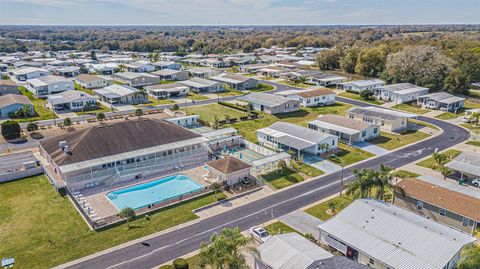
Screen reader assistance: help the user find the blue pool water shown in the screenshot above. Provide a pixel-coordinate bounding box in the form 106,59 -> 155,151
107,174 -> 204,210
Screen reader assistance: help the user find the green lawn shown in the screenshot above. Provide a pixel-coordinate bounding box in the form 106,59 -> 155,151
370,130 -> 430,150
74,83 -> 95,95
183,103 -> 247,124
159,80 -> 177,84
136,96 -> 176,107
75,104 -> 111,116
187,92 -> 210,101
392,103 -> 430,114
466,140 -> 480,147
277,102 -> 354,127
277,80 -> 311,89
249,83 -> 275,92
0,175 -> 225,269
416,149 -> 462,169
292,161 -> 324,177
328,143 -> 374,166
461,123 -> 480,134
409,119 -> 439,130
260,168 -> 304,189
391,170 -> 421,178
217,89 -> 244,97
265,221 -> 298,235
305,196 -> 353,221
16,86 -> 57,122
338,91 -> 383,105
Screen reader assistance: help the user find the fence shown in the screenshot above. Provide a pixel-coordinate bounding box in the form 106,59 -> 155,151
0,167 -> 44,183
240,138 -> 277,156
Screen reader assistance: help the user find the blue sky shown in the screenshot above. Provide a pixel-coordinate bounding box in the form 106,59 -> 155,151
0,0 -> 479,25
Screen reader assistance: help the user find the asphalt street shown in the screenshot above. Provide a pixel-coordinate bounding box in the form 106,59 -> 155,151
65,81 -> 470,269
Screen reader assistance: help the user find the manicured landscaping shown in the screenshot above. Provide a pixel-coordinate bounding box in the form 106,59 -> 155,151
278,102 -> 354,127
217,89 -> 244,97
409,119 -> 439,130
16,86 -> 57,122
75,103 -> 111,116
136,96 -> 176,107
466,140 -> 480,147
392,103 -> 430,114
183,103 -> 247,124
338,91 -> 383,105
461,123 -> 480,134
249,83 -> 275,92
328,143 -> 374,166
305,196 -> 353,221
187,92 -> 210,101
435,100 -> 480,120
74,83 -> 95,95
265,221 -> 298,235
391,170 -> 421,178
277,79 -> 311,89
416,149 -> 462,169
370,130 -> 430,150
260,168 -> 304,189
292,160 -> 324,177
0,175 -> 225,268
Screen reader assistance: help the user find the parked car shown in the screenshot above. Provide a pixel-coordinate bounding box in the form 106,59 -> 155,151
472,178 -> 480,187
250,226 -> 271,243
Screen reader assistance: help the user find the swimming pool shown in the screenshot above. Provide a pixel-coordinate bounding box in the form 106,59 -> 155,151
106,174 -> 204,210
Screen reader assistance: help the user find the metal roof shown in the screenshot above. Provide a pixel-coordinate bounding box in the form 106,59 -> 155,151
347,106 -> 416,121
240,92 -> 297,107
318,199 -> 476,269
94,84 -> 138,98
179,77 -> 219,88
445,152 -> 480,177
252,152 -> 290,167
47,90 -> 95,105
417,175 -> 480,200
339,79 -> 385,87
258,233 -> 333,269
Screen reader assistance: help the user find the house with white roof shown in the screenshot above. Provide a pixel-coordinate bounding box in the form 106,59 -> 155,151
337,79 -> 385,93
10,67 -> 51,81
186,67 -> 221,78
179,77 -> 224,93
257,122 -> 338,157
86,63 -> 119,75
254,233 -> 369,269
417,92 -> 465,112
47,90 -> 97,112
54,66 -> 80,77
210,73 -> 258,90
347,106 -> 415,132
307,73 -> 347,87
240,92 -> 301,114
93,84 -> 147,104
276,87 -> 336,107
318,199 -> 476,269
445,152 -> 480,182
125,60 -> 155,73
308,115 -> 380,144
374,83 -> 429,103
151,61 -> 182,71
152,69 -> 189,81
113,72 -> 160,87
257,66 -> 286,78
26,75 -> 74,97
74,74 -> 112,89
144,83 -> 189,99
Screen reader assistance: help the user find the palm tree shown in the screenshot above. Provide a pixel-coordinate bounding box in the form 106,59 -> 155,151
373,164 -> 405,202
468,111 -> 480,127
297,76 -> 307,88
439,165 -> 453,180
432,152 -> 447,168
345,168 -> 375,199
199,227 -> 255,269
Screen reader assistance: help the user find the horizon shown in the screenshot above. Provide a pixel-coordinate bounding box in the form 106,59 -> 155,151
1,0 -> 479,25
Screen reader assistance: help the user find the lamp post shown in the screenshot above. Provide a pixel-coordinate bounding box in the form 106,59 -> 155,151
331,154 -> 344,197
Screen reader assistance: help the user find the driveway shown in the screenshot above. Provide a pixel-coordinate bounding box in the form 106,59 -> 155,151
353,141 -> 390,156
278,210 -> 323,239
303,154 -> 342,174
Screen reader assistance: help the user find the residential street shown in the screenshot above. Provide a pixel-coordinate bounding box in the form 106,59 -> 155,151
62,82 -> 470,269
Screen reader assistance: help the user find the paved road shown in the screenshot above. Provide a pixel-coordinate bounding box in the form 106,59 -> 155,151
65,82 -> 470,269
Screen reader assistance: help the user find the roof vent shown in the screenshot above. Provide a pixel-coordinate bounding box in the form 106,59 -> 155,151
63,145 -> 71,155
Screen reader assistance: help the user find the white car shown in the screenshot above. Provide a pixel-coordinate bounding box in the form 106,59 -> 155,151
472,179 -> 480,187
250,226 -> 271,243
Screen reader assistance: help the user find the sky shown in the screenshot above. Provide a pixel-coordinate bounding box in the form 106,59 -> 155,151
0,0 -> 479,25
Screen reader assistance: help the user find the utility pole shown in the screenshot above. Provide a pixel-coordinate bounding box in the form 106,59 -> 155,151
332,154 -> 344,197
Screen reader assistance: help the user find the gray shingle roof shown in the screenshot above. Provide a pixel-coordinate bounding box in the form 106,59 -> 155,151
240,92 -> 295,107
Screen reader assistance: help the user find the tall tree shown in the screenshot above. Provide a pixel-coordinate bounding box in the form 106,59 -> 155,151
316,49 -> 341,70
355,45 -> 388,77
340,47 -> 360,74
345,168 -> 375,199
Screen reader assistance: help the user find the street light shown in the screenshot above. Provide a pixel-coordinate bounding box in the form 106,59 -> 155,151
331,154 -> 344,197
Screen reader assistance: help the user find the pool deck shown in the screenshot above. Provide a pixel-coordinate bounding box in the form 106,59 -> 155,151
83,166 -> 214,219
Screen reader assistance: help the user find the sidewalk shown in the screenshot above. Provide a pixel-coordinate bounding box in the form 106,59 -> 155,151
195,186 -> 274,219
278,210 -> 323,239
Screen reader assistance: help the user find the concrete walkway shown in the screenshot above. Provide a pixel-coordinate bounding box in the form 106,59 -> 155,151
303,154 -> 342,174
194,186 -> 274,219
353,141 -> 390,156
423,110 -> 445,118
381,101 -> 397,108
278,210 -> 323,239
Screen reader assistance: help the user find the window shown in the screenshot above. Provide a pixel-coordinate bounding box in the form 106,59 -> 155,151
369,258 -> 374,265
416,201 -> 423,210
462,217 -> 470,227
439,208 -> 446,216
332,140 -> 335,146
373,127 -> 378,134
362,130 -> 367,137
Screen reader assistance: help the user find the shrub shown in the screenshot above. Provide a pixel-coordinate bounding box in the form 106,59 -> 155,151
359,89 -> 374,100
135,108 -> 143,116
172,258 -> 188,269
172,104 -> 180,111
218,101 -> 248,112
63,117 -> 72,126
1,120 -> 21,139
26,122 -> 39,133
96,112 -> 106,121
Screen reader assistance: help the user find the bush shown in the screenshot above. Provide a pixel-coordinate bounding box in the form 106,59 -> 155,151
63,117 -> 72,126
171,104 -> 180,111
359,89 -> 374,100
172,258 -> 188,269
1,120 -> 21,139
218,101 -> 247,112
135,108 -> 143,116
96,112 -> 106,121
26,122 -> 39,133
